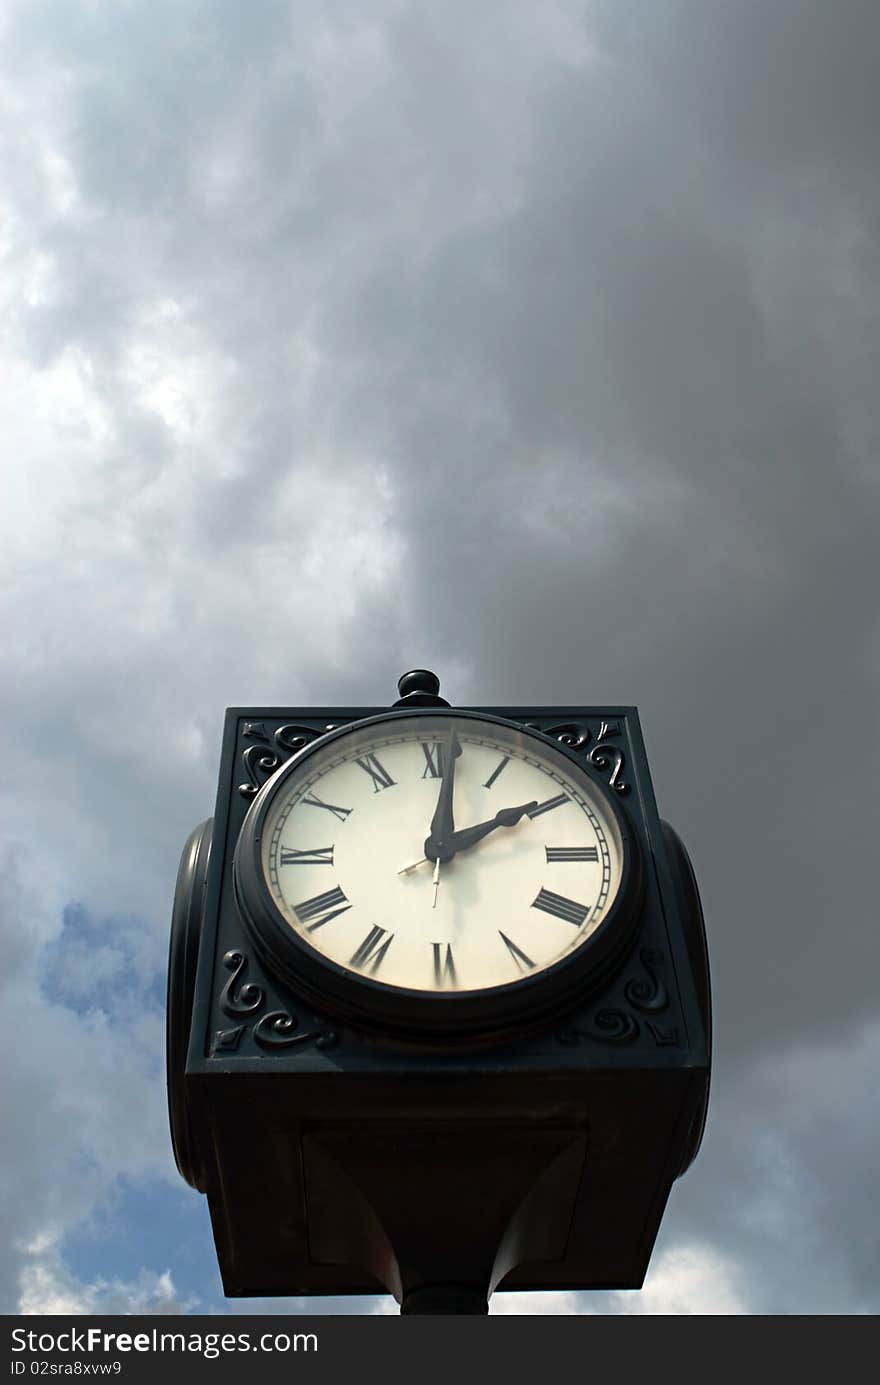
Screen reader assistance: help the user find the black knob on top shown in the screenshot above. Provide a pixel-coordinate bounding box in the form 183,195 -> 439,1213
393,669 -> 451,708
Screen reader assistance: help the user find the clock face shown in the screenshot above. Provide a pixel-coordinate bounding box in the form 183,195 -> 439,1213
234,712 -> 640,1029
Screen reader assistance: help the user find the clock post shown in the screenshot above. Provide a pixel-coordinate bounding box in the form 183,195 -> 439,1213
167,671 -> 711,1313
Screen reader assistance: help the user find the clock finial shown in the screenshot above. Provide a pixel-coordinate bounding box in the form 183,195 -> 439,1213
393,669 -> 450,707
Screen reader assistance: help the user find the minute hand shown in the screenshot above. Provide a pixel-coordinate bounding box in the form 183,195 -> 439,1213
445,802 -> 539,855
424,730 -> 463,861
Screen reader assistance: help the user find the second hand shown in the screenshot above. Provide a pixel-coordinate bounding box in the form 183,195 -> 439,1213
398,857 -> 429,875
432,858 -> 440,909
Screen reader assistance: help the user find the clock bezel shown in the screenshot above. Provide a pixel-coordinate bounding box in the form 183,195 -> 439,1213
232,708 -> 644,1040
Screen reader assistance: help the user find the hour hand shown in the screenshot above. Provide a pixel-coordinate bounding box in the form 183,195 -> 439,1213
425,730 -> 462,860
446,801 -> 539,854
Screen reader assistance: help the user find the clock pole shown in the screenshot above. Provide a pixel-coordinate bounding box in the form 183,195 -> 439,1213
400,1286 -> 488,1315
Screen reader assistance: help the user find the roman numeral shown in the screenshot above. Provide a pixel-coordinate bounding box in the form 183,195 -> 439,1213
293,886 -> 351,931
527,793 -> 569,818
432,942 -> 457,987
499,931 -> 535,973
301,792 -> 352,822
421,742 -> 444,778
350,925 -> 393,972
532,887 -> 589,927
280,846 -> 334,866
355,754 -> 396,792
545,846 -> 599,862
483,756 -> 510,789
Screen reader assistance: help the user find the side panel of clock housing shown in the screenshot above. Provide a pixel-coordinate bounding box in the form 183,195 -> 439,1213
180,703 -> 710,1298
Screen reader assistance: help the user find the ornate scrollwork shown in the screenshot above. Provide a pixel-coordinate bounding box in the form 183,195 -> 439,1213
238,722 -> 342,799
589,742 -> 629,794
522,717 -> 629,792
556,948 -> 674,1049
219,950 -> 264,1017
624,947 -> 669,1013
536,722 -> 592,750
557,1008 -> 640,1046
254,1010 -> 339,1050
238,744 -> 282,799
213,949 -> 340,1054
274,723 -> 326,755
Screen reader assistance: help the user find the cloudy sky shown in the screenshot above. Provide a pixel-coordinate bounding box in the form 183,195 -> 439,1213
2,0 -> 878,1316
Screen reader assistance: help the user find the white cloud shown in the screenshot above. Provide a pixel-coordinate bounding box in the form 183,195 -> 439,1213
491,1243 -> 747,1315
491,1289 -> 585,1316
19,1245 -> 192,1315
606,1244 -> 747,1315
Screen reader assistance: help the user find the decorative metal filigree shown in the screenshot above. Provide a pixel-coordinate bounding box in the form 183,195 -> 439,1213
557,1008 -> 640,1046
238,721 -> 341,798
624,947 -> 668,1013
238,744 -> 282,798
219,950 -> 264,1017
534,722 -> 593,750
214,948 -> 339,1055
254,1010 -> 339,1051
522,717 -> 629,793
589,742 -> 629,794
275,723 -> 337,755
555,943 -> 676,1047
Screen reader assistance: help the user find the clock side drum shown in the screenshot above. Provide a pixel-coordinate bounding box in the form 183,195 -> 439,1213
167,816 -> 212,1192
661,819 -> 712,1174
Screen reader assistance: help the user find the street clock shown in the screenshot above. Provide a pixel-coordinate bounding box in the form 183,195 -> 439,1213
168,671 -> 711,1314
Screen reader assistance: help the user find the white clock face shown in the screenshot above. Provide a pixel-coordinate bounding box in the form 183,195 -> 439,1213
258,715 -> 626,995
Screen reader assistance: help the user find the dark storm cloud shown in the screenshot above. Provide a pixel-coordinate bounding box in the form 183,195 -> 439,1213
314,0 -> 880,1046
1,0 -> 878,1311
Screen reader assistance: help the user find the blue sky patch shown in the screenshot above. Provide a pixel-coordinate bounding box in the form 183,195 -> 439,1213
41,902 -> 166,1022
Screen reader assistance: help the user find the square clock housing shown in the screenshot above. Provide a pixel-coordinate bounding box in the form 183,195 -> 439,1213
167,686 -> 710,1312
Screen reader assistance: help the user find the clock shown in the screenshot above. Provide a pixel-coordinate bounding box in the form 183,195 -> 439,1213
233,708 -> 644,1039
